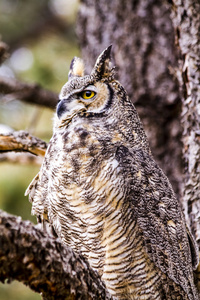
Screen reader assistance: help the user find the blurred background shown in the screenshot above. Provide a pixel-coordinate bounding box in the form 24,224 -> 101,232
0,0 -> 79,298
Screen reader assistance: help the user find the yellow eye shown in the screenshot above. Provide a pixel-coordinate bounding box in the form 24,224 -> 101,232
81,90 -> 95,99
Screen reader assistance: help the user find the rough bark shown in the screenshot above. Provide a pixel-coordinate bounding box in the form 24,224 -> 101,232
77,0 -> 182,198
0,210 -> 112,300
170,0 -> 200,244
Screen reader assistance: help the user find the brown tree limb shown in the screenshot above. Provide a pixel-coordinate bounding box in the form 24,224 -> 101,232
170,0 -> 200,245
0,210 -> 112,300
0,76 -> 58,109
0,131 -> 47,157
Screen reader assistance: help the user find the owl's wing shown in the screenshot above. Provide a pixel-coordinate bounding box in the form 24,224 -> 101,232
26,167 -> 58,239
25,169 -> 48,222
116,145 -> 199,298
25,138 -> 55,224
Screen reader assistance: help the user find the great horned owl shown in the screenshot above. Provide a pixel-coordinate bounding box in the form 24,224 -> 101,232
26,46 -> 199,299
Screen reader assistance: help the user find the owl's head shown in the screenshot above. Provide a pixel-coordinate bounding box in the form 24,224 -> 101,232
55,46 -> 129,128
54,47 -> 149,151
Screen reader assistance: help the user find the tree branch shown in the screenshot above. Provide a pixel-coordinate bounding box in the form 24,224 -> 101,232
0,131 -> 47,157
0,210 -> 112,300
0,76 -> 58,109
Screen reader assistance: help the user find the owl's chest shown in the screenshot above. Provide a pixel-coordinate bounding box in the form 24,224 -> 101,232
52,122 -> 113,181
48,123 -> 123,245
49,126 -> 122,219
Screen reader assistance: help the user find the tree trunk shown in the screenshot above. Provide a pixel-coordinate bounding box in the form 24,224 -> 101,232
77,0 -> 183,199
170,0 -> 200,244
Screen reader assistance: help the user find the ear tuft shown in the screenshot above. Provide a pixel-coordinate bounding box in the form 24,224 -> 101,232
68,57 -> 85,79
91,45 -> 114,80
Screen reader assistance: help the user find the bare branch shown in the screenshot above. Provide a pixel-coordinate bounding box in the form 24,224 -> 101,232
0,76 -> 58,109
0,210 -> 112,300
0,131 -> 47,157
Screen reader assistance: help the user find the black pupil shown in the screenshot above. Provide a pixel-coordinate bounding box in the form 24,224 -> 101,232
85,91 -> 92,97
